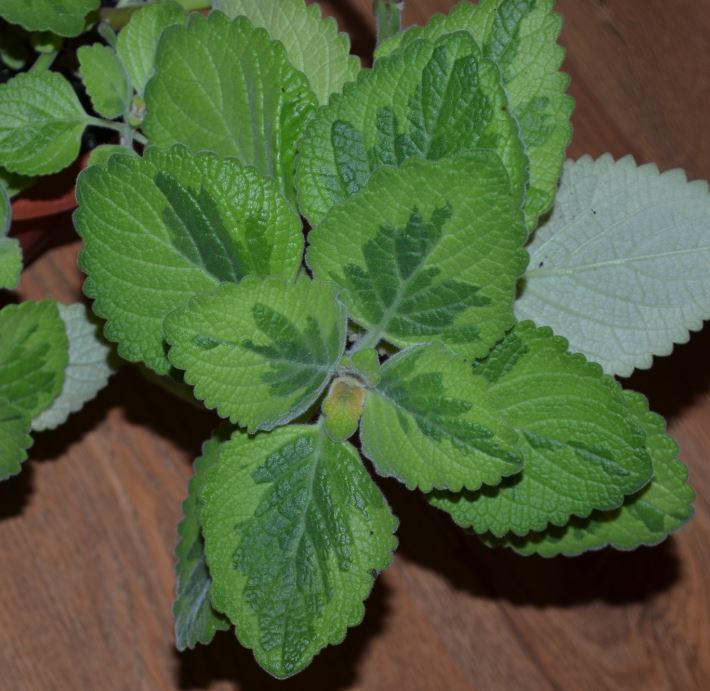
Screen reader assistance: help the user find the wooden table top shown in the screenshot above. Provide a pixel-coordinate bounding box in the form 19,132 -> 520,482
2,1 -> 709,689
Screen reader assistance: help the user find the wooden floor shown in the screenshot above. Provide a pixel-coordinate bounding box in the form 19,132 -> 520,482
2,1 -> 710,689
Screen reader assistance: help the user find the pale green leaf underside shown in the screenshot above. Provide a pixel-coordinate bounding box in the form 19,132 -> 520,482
361,344 -> 521,492
0,0 -> 98,36
202,424 -> 398,678
307,155 -> 527,359
376,0 -> 573,229
174,431 -> 230,651
494,390 -> 694,556
78,44 -> 131,120
214,0 -> 360,105
296,30 -> 527,225
76,145 -> 303,375
0,300 -> 68,419
430,322 -> 653,536
0,71 -> 89,176
0,396 -> 32,482
0,182 -> 21,290
116,0 -> 186,95
517,155 -> 710,377
0,167 -> 34,197
32,304 -> 115,432
164,277 -> 347,433
143,12 -> 317,204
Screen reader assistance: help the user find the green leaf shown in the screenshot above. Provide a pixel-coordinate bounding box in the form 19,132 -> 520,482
0,0 -> 98,37
429,322 -> 653,536
0,181 -> 21,290
296,30 -> 527,226
174,431 -> 230,651
376,0 -> 573,229
116,0 -> 186,96
0,167 -> 34,197
32,304 -> 115,432
143,12 -> 317,204
361,344 -> 521,492
0,71 -> 89,176
0,397 -> 33,482
307,155 -> 527,358
213,0 -> 360,105
76,145 -> 303,375
493,390 -> 695,556
516,155 -> 710,377
164,277 -> 347,433
87,144 -> 135,168
0,300 -> 68,419
202,424 -> 398,678
78,44 -> 131,120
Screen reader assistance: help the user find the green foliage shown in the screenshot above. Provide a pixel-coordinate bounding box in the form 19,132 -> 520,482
164,278 -> 347,433
78,44 -> 132,120
376,0 -> 573,229
0,398 -> 33,481
430,323 -> 653,536
296,30 -> 527,225
307,155 -> 527,358
76,145 -> 302,374
174,431 -> 230,650
0,300 -> 68,420
361,344 -> 521,491
0,71 -> 89,175
516,155 -> 710,376
201,424 -> 397,678
116,1 -> 186,96
143,12 -> 317,204
0,0 -> 99,37
214,0 -> 360,105
32,304 -> 115,432
492,391 -> 695,556
0,182 -> 21,290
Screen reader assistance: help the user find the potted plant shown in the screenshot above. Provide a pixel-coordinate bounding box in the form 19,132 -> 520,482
0,0 -> 707,681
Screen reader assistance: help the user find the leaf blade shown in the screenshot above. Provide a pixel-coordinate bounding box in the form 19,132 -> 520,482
164,278 -> 347,432
202,424 -> 398,678
78,44 -> 132,120
0,397 -> 33,482
0,0 -> 99,37
516,155 -> 710,376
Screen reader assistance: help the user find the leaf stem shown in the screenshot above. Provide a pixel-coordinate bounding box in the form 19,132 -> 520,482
87,117 -> 148,146
349,329 -> 382,355
373,0 -> 404,46
30,50 -> 58,73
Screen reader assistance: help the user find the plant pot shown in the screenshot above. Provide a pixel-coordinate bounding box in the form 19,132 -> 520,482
9,154 -> 88,264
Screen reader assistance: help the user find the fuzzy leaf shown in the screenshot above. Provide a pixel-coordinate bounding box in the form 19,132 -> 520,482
202,424 -> 398,678
78,44 -> 131,119
76,145 -> 302,375
493,390 -> 695,556
0,182 -> 21,290
0,0 -> 98,37
296,30 -> 527,225
174,431 -> 230,651
143,12 -> 317,204
0,397 -> 33,482
516,155 -> 710,377
116,0 -> 186,95
214,0 -> 359,105
0,71 -> 89,176
164,278 -> 347,433
307,155 -> 527,359
361,344 -> 521,492
32,304 -> 115,432
429,322 -> 653,536
376,0 -> 573,229
0,300 -> 68,419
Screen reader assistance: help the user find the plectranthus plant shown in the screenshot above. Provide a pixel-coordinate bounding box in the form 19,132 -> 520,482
1,0 -> 707,681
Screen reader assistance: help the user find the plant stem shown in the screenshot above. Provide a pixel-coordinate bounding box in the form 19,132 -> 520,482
87,117 -> 148,146
100,1 -> 211,30
373,0 -> 404,46
30,50 -> 57,73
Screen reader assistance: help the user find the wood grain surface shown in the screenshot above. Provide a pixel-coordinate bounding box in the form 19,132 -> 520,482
2,2 -> 710,689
